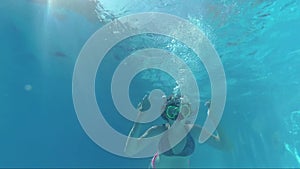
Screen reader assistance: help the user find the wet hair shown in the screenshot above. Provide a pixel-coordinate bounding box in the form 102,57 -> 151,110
161,94 -> 182,121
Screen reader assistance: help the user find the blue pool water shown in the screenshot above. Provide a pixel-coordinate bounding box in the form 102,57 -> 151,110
0,0 -> 300,168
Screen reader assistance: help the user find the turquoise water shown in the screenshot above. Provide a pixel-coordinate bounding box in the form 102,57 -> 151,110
0,0 -> 300,168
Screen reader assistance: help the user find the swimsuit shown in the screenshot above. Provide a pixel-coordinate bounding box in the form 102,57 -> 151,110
159,132 -> 195,156
150,133 -> 195,168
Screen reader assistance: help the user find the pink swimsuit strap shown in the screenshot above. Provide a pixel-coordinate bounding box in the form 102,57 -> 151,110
151,152 -> 159,169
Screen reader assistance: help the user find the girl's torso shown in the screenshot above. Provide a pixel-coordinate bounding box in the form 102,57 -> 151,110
151,124 -> 195,168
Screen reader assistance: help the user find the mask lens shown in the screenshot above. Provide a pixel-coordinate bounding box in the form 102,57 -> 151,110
180,104 -> 191,117
166,106 -> 179,120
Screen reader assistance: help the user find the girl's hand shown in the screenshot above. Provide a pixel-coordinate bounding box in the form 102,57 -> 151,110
205,100 -> 211,108
137,94 -> 151,112
136,94 -> 152,121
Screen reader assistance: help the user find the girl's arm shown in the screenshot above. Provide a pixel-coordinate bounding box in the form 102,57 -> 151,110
124,95 -> 166,156
124,115 -> 166,156
189,100 -> 233,151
